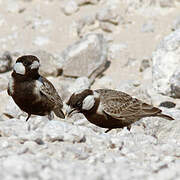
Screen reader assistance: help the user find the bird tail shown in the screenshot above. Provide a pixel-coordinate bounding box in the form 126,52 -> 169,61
142,103 -> 174,121
53,107 -> 65,119
156,113 -> 174,121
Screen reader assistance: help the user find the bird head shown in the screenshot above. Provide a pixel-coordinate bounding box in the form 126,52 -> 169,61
66,89 -> 99,117
13,55 -> 40,78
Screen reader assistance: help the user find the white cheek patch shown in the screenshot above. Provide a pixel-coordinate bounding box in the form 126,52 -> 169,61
30,61 -> 40,69
82,95 -> 95,110
13,62 -> 25,75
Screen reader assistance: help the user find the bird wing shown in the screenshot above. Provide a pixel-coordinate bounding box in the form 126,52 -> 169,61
95,89 -> 160,119
39,76 -> 63,108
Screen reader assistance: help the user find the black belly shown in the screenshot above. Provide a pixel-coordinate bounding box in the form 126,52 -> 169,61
13,95 -> 53,116
84,113 -> 134,129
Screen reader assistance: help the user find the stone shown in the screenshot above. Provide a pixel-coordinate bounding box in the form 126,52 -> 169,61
96,7 -> 119,25
61,34 -> 108,83
156,109 -> 180,142
0,51 -> 12,73
152,29 -> 180,96
42,120 -> 85,143
4,98 -> 23,119
139,58 -> 151,72
170,69 -> 180,98
99,21 -> 115,32
61,0 -> 79,15
74,15 -> 97,37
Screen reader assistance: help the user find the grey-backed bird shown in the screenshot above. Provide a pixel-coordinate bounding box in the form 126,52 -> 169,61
66,89 -> 174,132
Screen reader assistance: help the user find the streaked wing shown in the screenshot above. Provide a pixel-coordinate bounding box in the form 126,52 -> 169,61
96,89 -> 143,118
39,77 -> 63,108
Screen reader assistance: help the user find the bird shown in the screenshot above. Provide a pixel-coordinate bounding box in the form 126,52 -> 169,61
7,55 -> 65,122
66,89 -> 174,133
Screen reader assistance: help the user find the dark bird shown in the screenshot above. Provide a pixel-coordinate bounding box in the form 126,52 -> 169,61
66,89 -> 174,133
7,55 -> 65,121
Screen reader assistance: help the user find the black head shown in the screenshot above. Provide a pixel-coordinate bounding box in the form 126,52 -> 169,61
66,89 -> 96,116
13,55 -> 40,79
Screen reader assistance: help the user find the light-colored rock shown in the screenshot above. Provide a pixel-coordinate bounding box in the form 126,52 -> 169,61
156,109 -> 180,142
75,15 -> 98,37
61,33 -> 108,83
99,21 -> 115,32
68,76 -> 90,94
4,98 -> 23,119
0,51 -> 12,73
61,0 -> 79,15
96,7 -> 119,25
139,58 -> 151,72
152,29 -> 180,96
43,120 -> 85,143
170,69 -> 180,98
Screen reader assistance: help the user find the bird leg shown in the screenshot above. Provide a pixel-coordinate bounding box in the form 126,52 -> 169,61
48,112 -> 54,120
127,125 -> 131,131
26,114 -> 31,122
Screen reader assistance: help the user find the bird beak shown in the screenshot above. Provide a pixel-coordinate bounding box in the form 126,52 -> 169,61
30,61 -> 40,69
65,106 -> 79,117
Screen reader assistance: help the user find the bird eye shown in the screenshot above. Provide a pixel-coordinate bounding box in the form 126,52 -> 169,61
23,61 -> 30,66
76,101 -> 82,108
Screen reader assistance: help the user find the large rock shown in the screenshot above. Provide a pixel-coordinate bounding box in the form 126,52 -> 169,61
61,34 -> 108,83
152,29 -> 180,96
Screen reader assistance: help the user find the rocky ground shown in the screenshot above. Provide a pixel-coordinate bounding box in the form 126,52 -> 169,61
0,0 -> 180,179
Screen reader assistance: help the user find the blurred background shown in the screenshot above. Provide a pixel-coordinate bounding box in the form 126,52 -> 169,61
0,0 -> 180,179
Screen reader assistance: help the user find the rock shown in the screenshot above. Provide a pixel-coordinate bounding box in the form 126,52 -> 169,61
61,34 -> 108,83
172,15 -> 180,31
43,120 -> 85,143
170,69 -> 180,98
68,76 -> 90,93
159,101 -> 176,108
76,0 -> 100,6
4,98 -> 23,119
139,58 -> 151,72
152,29 -> 180,96
108,43 -> 128,60
0,51 -> 12,73
96,7 -> 119,25
61,0 -> 79,15
74,15 -> 98,37
32,50 -> 62,77
156,109 -> 180,142
99,22 -> 115,32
